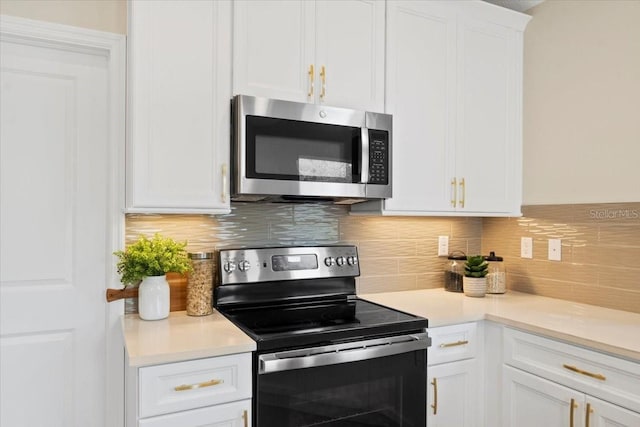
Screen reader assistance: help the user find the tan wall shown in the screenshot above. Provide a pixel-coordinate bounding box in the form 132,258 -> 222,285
0,0 -> 126,34
523,0 -> 640,204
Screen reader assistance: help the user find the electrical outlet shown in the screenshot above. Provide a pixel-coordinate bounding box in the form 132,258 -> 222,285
438,236 -> 449,256
521,237 -> 533,259
548,239 -> 562,261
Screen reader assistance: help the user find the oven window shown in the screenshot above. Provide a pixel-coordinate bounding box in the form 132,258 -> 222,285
256,350 -> 426,427
246,116 -> 361,183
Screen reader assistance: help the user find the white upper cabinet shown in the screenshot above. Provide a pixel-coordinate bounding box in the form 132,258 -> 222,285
126,0 -> 232,214
233,0 -> 385,112
352,1 -> 530,217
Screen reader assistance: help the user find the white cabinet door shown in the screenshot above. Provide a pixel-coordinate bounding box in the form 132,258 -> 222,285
586,396 -> 640,427
381,0 -> 456,214
428,359 -> 479,427
503,366 -> 585,427
352,1 -> 528,217
316,0 -> 384,111
455,17 -> 522,214
232,0 -> 384,111
139,399 -> 251,427
233,0 -> 314,103
127,0 -> 231,214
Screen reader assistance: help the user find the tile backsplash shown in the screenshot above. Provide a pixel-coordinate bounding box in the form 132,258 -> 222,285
124,202 -> 640,314
125,202 -> 481,312
483,203 -> 640,314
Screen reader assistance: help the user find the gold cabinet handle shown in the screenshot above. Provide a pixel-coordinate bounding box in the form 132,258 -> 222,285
459,177 -> 465,208
563,364 -> 606,381
308,64 -> 314,98
430,377 -> 438,415
439,340 -> 469,348
174,378 -> 223,392
451,177 -> 457,207
221,163 -> 228,203
320,65 -> 326,102
585,403 -> 593,427
569,398 -> 577,427
242,409 -> 249,427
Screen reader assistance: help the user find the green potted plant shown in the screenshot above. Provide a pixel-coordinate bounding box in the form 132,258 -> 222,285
463,255 -> 488,297
114,233 -> 192,320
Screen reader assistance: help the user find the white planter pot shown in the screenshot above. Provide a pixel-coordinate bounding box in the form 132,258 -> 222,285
138,275 -> 170,320
463,277 -> 487,298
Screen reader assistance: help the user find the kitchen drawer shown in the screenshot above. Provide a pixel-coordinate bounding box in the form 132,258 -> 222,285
428,322 -> 478,366
504,328 -> 640,412
139,352 -> 252,418
139,399 -> 251,427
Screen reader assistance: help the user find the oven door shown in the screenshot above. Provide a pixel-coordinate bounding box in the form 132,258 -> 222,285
256,333 -> 429,427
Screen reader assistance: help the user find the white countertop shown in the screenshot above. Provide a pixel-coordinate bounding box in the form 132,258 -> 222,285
362,289 -> 640,361
122,310 -> 256,367
122,289 -> 640,367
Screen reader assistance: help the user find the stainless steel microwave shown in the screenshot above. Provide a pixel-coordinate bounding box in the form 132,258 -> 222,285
231,95 -> 392,204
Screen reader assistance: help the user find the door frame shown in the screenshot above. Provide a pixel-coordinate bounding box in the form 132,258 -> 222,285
0,15 -> 126,426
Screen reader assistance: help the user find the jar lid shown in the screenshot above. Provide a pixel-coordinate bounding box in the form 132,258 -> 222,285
447,251 -> 467,261
188,252 -> 214,260
484,251 -> 503,262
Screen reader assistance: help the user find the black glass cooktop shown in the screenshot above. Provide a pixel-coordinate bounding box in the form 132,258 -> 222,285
219,297 -> 428,352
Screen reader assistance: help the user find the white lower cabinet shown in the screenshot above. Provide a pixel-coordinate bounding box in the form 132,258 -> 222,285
502,327 -> 640,427
427,322 -> 481,427
127,353 -> 252,427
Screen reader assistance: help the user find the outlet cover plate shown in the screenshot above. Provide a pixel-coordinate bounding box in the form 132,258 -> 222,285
521,237 -> 533,259
548,239 -> 562,261
438,236 -> 449,256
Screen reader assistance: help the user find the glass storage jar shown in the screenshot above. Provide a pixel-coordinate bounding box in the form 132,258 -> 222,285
485,251 -> 506,294
444,252 -> 466,292
187,252 -> 214,316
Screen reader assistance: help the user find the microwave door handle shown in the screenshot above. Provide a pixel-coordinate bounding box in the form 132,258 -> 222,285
361,128 -> 369,184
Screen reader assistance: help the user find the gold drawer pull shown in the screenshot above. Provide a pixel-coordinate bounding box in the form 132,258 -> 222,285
242,409 -> 249,427
439,340 -> 469,348
586,403 -> 593,427
430,378 -> 438,415
174,378 -> 223,392
563,364 -> 606,381
569,398 -> 577,427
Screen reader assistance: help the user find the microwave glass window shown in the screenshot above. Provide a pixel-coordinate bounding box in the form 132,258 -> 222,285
247,116 -> 361,183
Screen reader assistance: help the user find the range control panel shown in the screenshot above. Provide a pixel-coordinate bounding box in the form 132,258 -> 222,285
219,245 -> 360,285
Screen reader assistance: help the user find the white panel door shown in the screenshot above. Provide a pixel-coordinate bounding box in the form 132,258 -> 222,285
233,0 -> 315,103
456,17 -> 519,214
428,359 -> 479,427
127,0 -> 231,213
0,19 -> 123,427
383,1 -> 456,213
586,396 -> 640,427
316,0 -> 384,112
503,366 -> 585,427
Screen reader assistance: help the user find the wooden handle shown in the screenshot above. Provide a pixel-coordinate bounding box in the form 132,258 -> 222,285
106,287 -> 138,302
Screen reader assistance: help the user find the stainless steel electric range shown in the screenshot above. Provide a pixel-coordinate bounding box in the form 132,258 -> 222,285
215,245 -> 430,427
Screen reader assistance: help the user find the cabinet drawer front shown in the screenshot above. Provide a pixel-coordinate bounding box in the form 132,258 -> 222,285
504,328 -> 640,412
139,399 -> 251,427
139,353 -> 252,418
428,322 -> 478,365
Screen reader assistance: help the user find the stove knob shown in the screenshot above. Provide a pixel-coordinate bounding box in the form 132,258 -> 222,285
347,256 -> 358,266
336,256 -> 346,267
223,261 -> 236,273
324,257 -> 335,267
238,260 -> 251,272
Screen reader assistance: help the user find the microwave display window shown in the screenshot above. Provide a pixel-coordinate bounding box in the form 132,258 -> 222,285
246,116 -> 360,183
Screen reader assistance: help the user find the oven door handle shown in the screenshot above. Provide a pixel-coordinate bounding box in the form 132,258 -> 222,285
258,332 -> 430,374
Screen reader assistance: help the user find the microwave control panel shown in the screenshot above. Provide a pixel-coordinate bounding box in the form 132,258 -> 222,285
369,130 -> 389,185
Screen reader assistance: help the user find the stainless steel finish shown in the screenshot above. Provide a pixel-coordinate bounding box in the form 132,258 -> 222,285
188,252 -> 214,260
360,127 -> 369,184
219,246 -> 360,285
232,94 -> 392,202
258,332 -> 430,374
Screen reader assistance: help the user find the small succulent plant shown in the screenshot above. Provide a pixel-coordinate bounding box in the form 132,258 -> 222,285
464,255 -> 489,278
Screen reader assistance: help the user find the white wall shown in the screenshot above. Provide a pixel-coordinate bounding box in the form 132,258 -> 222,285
0,0 -> 126,34
523,0 -> 640,204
